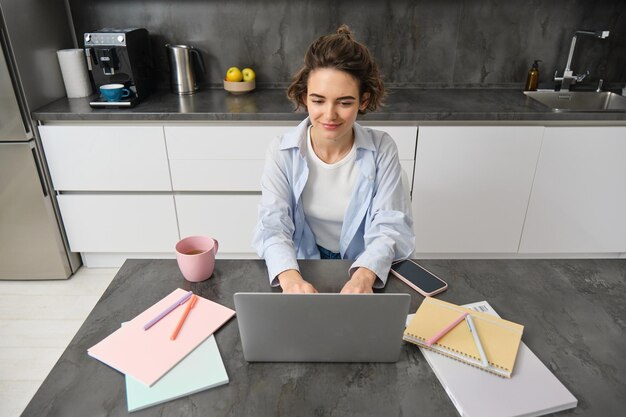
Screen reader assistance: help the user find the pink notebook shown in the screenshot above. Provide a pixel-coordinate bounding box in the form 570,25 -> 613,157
88,288 -> 235,386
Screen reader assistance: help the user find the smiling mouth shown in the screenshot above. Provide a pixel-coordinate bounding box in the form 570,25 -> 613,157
321,123 -> 341,130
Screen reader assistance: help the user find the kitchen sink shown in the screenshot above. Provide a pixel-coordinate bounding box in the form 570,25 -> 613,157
524,91 -> 626,112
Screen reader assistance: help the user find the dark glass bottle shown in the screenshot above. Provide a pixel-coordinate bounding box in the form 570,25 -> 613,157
524,60 -> 541,91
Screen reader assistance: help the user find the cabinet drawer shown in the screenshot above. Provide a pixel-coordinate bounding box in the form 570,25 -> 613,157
166,125 -> 416,191
165,126 -> 291,191
40,126 -> 170,191
165,126 -> 291,159
176,194 -> 260,255
58,194 -> 179,252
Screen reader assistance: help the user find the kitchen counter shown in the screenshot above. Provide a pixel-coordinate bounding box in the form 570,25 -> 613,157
33,88 -> 626,122
20,258 -> 626,417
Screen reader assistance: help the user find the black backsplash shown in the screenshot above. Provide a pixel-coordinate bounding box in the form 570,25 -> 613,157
69,0 -> 626,90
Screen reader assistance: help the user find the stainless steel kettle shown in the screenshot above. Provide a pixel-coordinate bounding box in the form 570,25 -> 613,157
165,44 -> 205,94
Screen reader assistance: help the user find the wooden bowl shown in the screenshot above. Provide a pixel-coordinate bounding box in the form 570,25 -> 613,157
223,79 -> 255,94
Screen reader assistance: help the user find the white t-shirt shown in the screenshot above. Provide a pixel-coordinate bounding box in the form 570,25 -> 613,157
301,126 -> 359,253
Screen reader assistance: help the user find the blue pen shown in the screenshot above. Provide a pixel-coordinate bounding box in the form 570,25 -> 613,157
143,291 -> 193,330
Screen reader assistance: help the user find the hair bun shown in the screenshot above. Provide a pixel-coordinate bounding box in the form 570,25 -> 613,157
336,24 -> 353,38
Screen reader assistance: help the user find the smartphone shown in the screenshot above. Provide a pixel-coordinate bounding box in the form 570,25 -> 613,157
390,260 -> 448,297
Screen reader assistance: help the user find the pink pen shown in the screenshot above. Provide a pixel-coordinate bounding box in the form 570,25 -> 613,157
425,311 -> 468,347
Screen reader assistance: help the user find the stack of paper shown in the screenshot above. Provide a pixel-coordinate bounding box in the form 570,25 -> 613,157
404,297 -> 523,377
88,288 -> 235,411
125,334 -> 228,412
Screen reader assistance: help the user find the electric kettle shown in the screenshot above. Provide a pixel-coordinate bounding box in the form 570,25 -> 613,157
165,44 -> 205,94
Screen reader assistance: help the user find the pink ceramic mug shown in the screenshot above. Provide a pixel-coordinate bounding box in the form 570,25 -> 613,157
175,236 -> 219,282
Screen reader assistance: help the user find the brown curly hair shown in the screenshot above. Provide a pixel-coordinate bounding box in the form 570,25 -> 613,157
287,25 -> 385,114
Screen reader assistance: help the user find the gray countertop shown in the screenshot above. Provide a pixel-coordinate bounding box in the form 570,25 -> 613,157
20,258 -> 626,417
33,88 -> 626,122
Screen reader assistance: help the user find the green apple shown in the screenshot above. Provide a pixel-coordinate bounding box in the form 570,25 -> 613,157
242,67 -> 256,82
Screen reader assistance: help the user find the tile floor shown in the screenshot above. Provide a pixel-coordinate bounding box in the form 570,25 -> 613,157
0,267 -> 118,417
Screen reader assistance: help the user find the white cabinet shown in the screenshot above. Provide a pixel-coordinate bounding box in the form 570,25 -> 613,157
40,125 -> 178,265
40,121 -> 625,263
165,126 -> 291,191
165,126 -> 288,257
519,127 -> 626,253
412,126 -> 543,253
175,194 -> 261,256
58,194 -> 179,252
40,125 -> 170,191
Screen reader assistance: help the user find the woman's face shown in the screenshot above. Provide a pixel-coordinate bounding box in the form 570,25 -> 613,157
305,68 -> 368,145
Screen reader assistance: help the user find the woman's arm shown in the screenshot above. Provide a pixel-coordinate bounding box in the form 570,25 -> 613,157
252,137 -> 319,293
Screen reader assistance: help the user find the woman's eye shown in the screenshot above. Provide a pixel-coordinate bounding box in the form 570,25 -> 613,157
340,101 -> 354,106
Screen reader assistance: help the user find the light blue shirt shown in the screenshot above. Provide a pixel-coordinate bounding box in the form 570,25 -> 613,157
252,117 -> 415,287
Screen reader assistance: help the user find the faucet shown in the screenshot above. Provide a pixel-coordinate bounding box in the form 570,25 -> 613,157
554,30 -> 609,91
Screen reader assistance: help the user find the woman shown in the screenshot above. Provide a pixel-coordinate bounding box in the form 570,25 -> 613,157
252,25 -> 415,294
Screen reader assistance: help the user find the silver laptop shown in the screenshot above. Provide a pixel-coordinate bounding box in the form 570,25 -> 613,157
234,293 -> 411,362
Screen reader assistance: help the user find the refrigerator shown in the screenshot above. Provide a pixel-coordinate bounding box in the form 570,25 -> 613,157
0,0 -> 81,279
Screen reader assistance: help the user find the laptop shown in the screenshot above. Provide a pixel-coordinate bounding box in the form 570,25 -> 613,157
234,293 -> 411,362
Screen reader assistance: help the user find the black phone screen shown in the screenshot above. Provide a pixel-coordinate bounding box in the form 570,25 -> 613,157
391,260 -> 446,293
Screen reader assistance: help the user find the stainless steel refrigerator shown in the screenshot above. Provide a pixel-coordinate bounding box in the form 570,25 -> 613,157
0,0 -> 81,279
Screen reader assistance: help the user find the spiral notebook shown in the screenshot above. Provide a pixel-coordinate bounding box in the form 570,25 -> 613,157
404,297 -> 523,377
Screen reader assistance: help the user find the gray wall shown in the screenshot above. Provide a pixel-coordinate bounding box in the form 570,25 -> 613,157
69,0 -> 626,90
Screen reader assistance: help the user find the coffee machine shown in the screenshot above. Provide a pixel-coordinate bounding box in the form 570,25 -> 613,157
84,28 -> 154,108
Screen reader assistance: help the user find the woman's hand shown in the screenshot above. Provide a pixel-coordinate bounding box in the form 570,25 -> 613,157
340,267 -> 377,294
278,269 -> 318,294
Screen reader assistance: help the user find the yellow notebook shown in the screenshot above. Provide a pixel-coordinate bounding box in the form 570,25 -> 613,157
404,297 -> 523,378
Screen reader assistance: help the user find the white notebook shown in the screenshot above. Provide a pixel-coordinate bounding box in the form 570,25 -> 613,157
407,301 -> 577,417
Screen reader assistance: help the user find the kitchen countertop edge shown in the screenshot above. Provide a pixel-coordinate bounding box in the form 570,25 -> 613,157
32,88 -> 626,123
